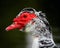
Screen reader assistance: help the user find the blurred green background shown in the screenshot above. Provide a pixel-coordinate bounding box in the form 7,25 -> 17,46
0,0 -> 60,48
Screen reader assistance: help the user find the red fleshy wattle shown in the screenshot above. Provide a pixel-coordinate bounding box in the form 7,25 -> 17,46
6,12 -> 37,31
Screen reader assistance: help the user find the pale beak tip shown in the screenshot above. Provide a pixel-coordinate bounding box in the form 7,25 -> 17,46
5,27 -> 9,31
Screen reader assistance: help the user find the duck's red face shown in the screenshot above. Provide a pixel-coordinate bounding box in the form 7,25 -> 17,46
5,12 -> 37,31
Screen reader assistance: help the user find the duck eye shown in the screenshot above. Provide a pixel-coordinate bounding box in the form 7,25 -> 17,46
23,15 -> 27,18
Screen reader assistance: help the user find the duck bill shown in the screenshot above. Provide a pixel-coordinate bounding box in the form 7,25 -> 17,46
5,23 -> 20,31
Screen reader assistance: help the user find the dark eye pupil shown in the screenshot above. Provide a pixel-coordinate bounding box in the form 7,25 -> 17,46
23,15 -> 27,18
